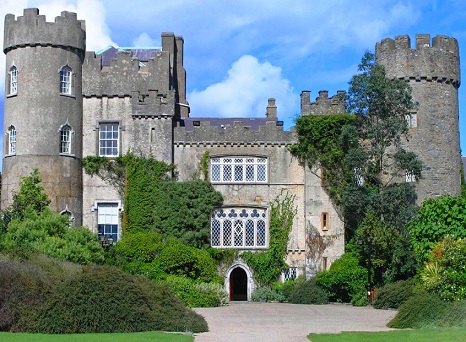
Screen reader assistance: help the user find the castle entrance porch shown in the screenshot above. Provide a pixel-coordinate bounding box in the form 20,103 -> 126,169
225,262 -> 254,301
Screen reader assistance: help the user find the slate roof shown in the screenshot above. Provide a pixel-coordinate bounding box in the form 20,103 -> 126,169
96,46 -> 162,66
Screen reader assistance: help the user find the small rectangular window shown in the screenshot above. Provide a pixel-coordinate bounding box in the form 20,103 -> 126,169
99,123 -> 119,157
406,171 -> 416,183
322,257 -> 328,271
97,203 -> 119,242
321,212 -> 328,231
406,113 -> 417,128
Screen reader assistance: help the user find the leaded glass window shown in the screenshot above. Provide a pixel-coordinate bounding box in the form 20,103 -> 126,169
211,207 -> 267,248
211,157 -> 267,183
9,66 -> 18,95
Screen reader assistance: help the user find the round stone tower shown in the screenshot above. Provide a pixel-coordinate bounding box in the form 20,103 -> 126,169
376,34 -> 461,203
2,8 -> 85,224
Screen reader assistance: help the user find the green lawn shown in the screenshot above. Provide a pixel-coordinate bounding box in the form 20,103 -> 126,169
308,327 -> 466,342
0,331 -> 193,342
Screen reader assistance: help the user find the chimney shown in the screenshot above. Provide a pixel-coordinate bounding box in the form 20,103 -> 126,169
266,98 -> 277,119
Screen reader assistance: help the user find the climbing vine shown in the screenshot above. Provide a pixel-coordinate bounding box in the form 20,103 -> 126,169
242,190 -> 297,286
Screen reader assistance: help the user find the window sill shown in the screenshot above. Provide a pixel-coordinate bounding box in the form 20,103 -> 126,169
4,153 -> 16,158
59,153 -> 76,158
60,93 -> 76,99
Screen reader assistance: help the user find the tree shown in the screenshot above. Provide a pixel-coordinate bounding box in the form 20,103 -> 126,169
409,195 -> 466,262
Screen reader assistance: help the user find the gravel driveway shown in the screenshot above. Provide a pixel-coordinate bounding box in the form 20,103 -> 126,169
194,302 -> 396,342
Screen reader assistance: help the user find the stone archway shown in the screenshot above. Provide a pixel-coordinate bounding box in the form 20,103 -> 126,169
225,262 -> 254,301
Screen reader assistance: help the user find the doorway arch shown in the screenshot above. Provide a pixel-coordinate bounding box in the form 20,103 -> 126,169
225,262 -> 254,301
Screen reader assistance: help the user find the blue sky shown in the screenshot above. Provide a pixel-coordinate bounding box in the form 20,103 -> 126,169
1,0 -> 466,157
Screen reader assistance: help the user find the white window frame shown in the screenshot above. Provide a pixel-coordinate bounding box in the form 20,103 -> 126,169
7,125 -> 16,155
210,156 -> 268,183
59,65 -> 73,95
98,122 -> 120,157
8,65 -> 18,96
92,201 -> 123,242
59,124 -> 73,155
211,207 -> 268,249
405,171 -> 416,183
405,113 -> 417,128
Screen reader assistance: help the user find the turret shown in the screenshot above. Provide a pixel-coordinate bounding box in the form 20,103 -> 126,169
2,8 -> 85,224
376,34 -> 461,202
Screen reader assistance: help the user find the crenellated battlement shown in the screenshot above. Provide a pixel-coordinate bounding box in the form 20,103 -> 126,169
82,48 -> 172,97
174,120 -> 296,146
131,90 -> 175,117
4,8 -> 85,53
300,90 -> 346,116
376,34 -> 460,86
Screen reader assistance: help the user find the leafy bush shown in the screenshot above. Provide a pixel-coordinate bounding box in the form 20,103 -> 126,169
0,253 -> 82,332
2,209 -> 104,264
272,276 -> 305,301
373,279 -> 416,309
156,239 -> 218,283
17,264 -> 207,333
409,195 -> 466,262
288,278 -> 328,304
251,286 -> 285,302
315,252 -> 367,304
421,237 -> 466,301
388,292 -> 466,329
113,232 -> 165,263
163,275 -> 228,307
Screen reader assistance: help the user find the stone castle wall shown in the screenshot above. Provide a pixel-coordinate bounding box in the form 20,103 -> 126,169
376,34 -> 462,202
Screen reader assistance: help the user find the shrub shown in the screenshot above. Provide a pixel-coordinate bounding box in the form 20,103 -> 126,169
315,252 -> 367,304
17,264 -> 207,333
113,232 -> 164,264
421,237 -> 466,301
373,278 -> 416,309
388,292 -> 466,329
0,253 -> 82,332
162,275 -> 228,307
272,276 -> 305,301
288,278 -> 328,304
251,286 -> 285,302
156,239 -> 218,282
2,209 -> 104,264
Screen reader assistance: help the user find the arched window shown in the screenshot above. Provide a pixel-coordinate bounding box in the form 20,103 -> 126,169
60,124 -> 72,154
59,65 -> 72,95
8,65 -> 18,95
7,125 -> 16,155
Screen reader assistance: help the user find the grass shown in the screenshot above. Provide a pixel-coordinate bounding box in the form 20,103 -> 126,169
308,327 -> 466,342
0,331 -> 194,342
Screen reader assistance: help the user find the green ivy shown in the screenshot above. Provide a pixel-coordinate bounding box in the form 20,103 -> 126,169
242,191 -> 296,286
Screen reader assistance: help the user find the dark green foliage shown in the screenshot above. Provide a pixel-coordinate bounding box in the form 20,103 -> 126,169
151,180 -> 223,249
82,153 -> 223,248
2,209 -> 104,264
18,264 -> 207,334
156,239 -> 218,283
290,114 -> 356,206
162,275 -> 228,307
251,286 -> 285,302
373,279 -> 416,309
0,253 -> 82,332
388,292 -> 466,329
315,252 -> 367,304
288,278 -> 329,304
113,232 -> 165,263
354,212 -> 417,287
421,237 -> 466,301
272,276 -> 305,301
242,191 -> 296,286
409,195 -> 466,262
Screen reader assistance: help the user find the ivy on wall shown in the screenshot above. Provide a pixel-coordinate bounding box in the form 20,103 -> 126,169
242,190 -> 297,286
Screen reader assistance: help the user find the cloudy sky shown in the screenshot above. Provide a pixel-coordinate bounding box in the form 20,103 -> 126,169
1,0 -> 466,154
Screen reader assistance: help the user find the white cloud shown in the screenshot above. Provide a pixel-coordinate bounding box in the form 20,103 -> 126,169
131,32 -> 158,48
188,55 -> 298,120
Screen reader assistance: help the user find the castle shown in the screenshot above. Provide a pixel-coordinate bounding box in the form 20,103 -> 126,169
2,8 -> 461,300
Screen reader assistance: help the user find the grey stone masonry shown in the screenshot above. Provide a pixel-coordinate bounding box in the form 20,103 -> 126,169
300,90 -> 346,116
376,34 -> 462,202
